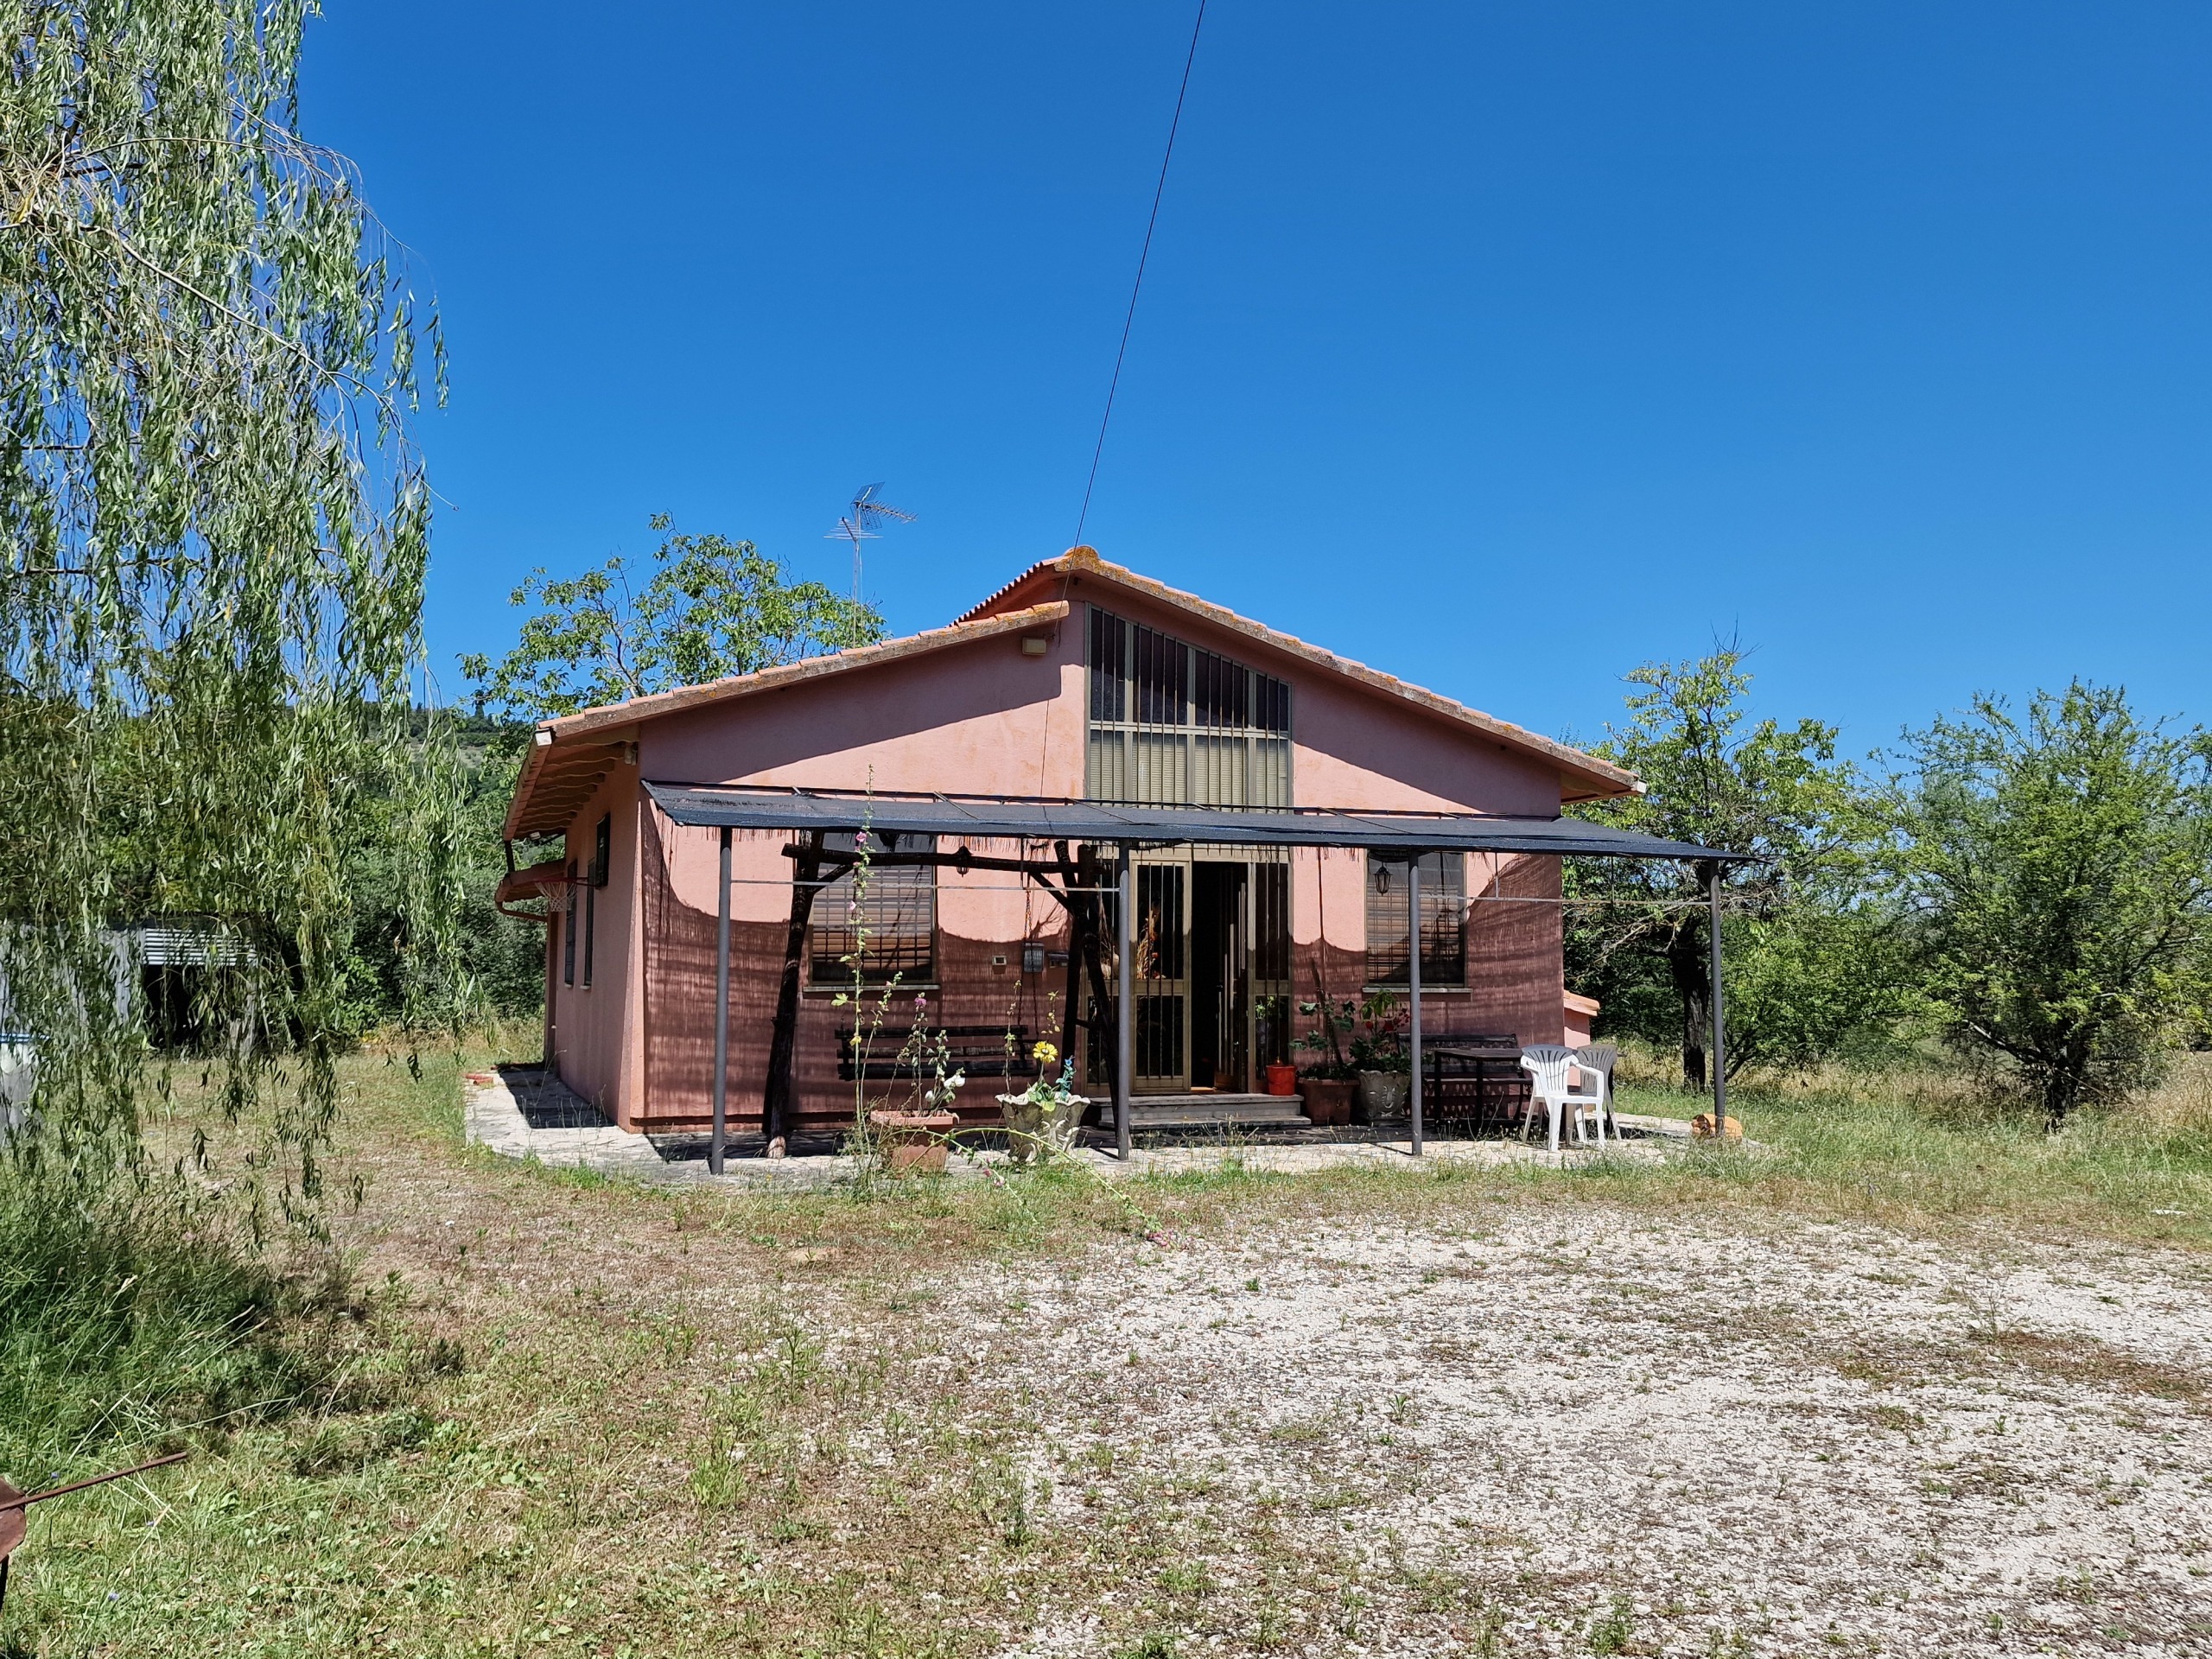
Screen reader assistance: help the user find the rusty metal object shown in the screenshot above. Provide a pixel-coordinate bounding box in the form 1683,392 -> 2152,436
0,1451 -> 188,1612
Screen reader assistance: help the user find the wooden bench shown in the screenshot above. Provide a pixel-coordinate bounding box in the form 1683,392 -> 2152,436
834,1025 -> 1040,1084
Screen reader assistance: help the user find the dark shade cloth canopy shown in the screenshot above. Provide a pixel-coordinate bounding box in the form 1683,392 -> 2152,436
643,782 -> 1750,862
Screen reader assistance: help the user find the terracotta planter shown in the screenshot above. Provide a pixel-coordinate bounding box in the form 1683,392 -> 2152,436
1356,1071 -> 1411,1122
868,1109 -> 958,1174
1263,1063 -> 1299,1096
1299,1077 -> 1355,1126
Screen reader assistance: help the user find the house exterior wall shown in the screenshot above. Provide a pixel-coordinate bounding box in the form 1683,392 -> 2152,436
548,760 -> 646,1124
545,579 -> 1580,1130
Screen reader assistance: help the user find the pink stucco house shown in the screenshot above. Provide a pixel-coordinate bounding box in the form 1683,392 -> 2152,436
499,547 -> 1706,1148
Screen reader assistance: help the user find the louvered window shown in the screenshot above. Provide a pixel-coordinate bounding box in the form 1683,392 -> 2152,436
1364,853 -> 1466,987
1086,607 -> 1291,806
809,832 -> 937,984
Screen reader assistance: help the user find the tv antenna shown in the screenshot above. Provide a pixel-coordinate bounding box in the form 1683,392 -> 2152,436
826,483 -> 915,604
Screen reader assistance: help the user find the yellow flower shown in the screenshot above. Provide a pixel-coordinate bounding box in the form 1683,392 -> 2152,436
1032,1040 -> 1058,1064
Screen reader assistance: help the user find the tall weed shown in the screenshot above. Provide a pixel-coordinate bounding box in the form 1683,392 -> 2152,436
0,1159 -> 325,1485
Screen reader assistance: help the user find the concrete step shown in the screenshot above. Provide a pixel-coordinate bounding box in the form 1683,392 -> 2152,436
1129,1092 -> 1310,1128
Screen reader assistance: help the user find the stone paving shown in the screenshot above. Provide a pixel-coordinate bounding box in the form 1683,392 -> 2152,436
462,1066 -> 1698,1189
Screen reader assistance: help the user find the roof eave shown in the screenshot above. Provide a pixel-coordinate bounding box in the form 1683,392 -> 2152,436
502,601 -> 1071,841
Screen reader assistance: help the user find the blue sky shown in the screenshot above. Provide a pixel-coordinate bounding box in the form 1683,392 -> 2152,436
304,3 -> 2212,759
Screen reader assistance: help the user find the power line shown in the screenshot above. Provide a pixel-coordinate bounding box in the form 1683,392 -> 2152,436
1074,0 -> 1208,548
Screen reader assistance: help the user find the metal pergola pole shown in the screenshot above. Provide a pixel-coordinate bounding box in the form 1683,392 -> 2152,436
710,825 -> 732,1176
1408,855 -> 1423,1157
1116,845 -> 1135,1160
1707,858 -> 1728,1135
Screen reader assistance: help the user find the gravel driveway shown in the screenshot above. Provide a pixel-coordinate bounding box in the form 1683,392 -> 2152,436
955,1209 -> 2212,1656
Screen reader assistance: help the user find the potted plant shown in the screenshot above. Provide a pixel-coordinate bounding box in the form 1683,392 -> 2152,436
1294,990 -> 1358,1126
1351,992 -> 1411,1122
867,1021 -> 965,1175
997,1041 -> 1087,1164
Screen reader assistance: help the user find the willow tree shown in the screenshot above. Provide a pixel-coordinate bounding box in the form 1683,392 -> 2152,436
0,1 -> 460,1205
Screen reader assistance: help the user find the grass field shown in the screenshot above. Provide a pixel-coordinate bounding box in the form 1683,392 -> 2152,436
3,1043 -> 2212,1656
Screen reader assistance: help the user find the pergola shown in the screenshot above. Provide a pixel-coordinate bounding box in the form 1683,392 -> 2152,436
643,783 -> 1753,1170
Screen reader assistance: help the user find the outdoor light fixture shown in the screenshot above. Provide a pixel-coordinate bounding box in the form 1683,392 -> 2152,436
1020,635 -> 1049,656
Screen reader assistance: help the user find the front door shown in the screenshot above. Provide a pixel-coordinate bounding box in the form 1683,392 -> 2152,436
1123,852 -> 1289,1095
1132,859 -> 1186,1092
1191,861 -> 1249,1091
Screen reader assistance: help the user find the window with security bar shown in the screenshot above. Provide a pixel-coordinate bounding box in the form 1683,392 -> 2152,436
809,831 -> 937,984
562,863 -> 577,987
1086,607 -> 1292,806
1252,859 -> 1293,1067
1364,852 -> 1466,986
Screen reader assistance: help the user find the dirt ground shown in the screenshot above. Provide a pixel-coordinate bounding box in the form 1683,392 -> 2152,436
276,1062 -> 2212,1659
950,1210 -> 2212,1655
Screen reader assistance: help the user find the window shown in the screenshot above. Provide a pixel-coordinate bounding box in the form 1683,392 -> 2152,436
809,831 -> 936,984
582,815 -> 609,988
1086,607 -> 1291,806
1253,859 -> 1293,1067
562,862 -> 577,986
1365,852 -> 1465,986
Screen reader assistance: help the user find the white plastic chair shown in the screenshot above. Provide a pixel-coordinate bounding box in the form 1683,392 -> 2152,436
1519,1044 -> 1606,1153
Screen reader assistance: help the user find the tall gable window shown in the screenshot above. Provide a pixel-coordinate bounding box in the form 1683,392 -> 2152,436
809,832 -> 937,984
1086,607 -> 1291,805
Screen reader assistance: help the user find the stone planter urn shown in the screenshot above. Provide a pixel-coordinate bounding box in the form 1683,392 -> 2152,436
996,1091 -> 1088,1164
868,1109 -> 958,1174
1356,1071 -> 1410,1122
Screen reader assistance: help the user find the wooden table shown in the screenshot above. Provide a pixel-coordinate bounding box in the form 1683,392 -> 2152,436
1421,1041 -> 1529,1135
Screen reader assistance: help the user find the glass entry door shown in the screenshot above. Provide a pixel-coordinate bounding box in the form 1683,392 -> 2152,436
1132,860 -> 1186,1090
1128,852 -> 1291,1095
1191,861 -> 1249,1091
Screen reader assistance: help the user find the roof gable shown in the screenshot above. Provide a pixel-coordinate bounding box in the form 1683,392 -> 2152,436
960,547 -> 1639,804
502,547 -> 1643,842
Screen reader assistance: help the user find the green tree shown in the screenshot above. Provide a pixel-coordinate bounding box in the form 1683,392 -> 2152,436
461,517 -> 883,722
1884,683 -> 2212,1126
1567,649 -> 1896,1085
336,713 -> 545,1033
0,0 -> 458,1192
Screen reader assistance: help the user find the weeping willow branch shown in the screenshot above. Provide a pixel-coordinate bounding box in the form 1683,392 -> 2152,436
0,0 -> 466,1211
